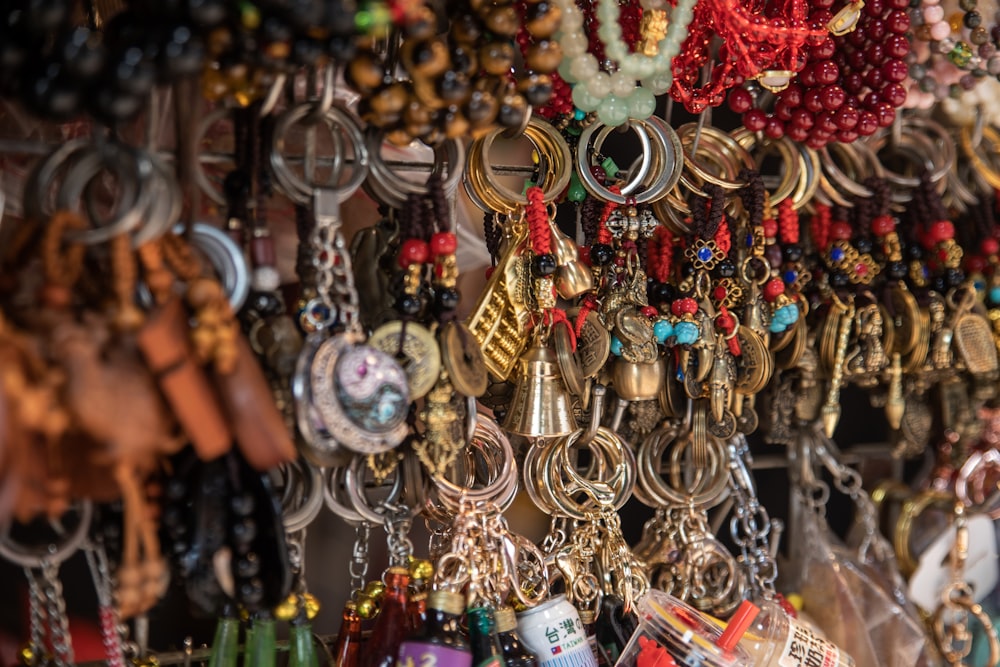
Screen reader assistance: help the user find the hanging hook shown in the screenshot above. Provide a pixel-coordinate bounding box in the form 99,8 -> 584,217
578,384 -> 607,447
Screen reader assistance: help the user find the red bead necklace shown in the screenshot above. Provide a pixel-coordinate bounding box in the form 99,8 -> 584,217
671,0 -> 823,113
729,0 -> 911,147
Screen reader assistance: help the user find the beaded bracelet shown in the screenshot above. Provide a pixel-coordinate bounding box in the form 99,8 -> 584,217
554,0 -> 697,125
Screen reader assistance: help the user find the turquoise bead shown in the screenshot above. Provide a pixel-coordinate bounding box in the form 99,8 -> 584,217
653,319 -> 673,343
610,336 -> 623,356
770,319 -> 788,334
989,286 -> 1000,304
674,321 -> 699,345
778,304 -> 799,324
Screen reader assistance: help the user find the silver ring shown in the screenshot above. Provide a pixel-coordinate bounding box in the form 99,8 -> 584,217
271,102 -> 369,205
364,131 -> 465,209
278,460 -> 325,533
57,144 -> 153,245
178,223 -> 250,311
345,454 -> 421,524
577,116 -> 682,204
0,501 -> 93,569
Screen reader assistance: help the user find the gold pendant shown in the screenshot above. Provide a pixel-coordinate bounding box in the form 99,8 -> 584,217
414,375 -> 464,477
465,233 -> 531,381
369,321 -> 442,399
822,299 -> 855,437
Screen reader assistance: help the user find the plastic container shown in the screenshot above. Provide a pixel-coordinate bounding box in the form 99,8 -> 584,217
615,590 -> 752,667
737,600 -> 855,667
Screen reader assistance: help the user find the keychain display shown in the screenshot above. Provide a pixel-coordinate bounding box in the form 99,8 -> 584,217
11,2 -> 1000,667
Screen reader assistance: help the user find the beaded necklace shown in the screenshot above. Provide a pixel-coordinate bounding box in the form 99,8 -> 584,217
554,0 -> 697,125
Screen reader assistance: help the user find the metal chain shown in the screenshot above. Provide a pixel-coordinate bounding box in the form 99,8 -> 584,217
813,432 -> 884,563
383,504 -> 414,568
25,569 -> 45,667
310,189 -> 360,331
349,522 -> 371,594
727,439 -> 777,599
85,545 -> 127,667
40,559 -> 75,667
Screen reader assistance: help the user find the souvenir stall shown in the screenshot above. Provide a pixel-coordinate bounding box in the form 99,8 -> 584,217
1,1 -> 1000,666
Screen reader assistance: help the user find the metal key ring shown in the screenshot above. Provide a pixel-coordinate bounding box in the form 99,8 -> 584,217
55,144 -> 152,244
23,138 -> 94,224
364,131 -> 465,209
0,501 -> 93,569
543,430 -> 634,519
271,102 -> 368,205
577,116 -> 682,204
639,426 -> 730,510
278,459 -> 326,533
434,419 -> 518,511
465,117 -> 572,210
325,460 -> 406,525
345,454 -> 423,525
133,153 -> 183,247
730,129 -> 802,206
677,124 -> 752,191
523,440 -> 559,514
577,120 -> 653,198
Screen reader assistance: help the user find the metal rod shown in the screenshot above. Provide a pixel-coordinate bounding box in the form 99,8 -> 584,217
77,634 -> 341,667
0,141 -> 540,176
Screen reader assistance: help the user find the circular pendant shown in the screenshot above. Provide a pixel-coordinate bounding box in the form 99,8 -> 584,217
292,332 -> 347,467
553,320 -> 585,399
567,307 -> 611,378
439,321 -> 489,397
369,321 -> 441,399
735,328 -> 771,395
311,333 -> 410,455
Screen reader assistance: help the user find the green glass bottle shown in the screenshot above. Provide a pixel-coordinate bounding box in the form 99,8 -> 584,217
466,606 -> 506,667
207,616 -> 240,667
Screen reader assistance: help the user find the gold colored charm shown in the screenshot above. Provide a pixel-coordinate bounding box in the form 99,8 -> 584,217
367,449 -> 403,484
415,374 -> 464,477
888,283 -> 921,356
822,298 -> 855,437
466,234 -> 531,380
369,321 -> 442,399
735,327 -> 772,395
950,287 -> 999,379
885,353 -> 904,430
439,321 -> 489,397
568,307 -> 611,378
554,320 -> 586,399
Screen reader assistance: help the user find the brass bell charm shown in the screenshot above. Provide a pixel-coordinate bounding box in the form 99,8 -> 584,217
611,358 -> 665,401
503,343 -> 578,438
550,225 -> 593,299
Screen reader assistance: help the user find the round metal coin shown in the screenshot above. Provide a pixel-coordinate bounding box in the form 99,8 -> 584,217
369,321 -> 441,399
439,321 -> 489,397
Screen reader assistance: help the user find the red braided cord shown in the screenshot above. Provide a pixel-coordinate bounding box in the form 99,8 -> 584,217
526,186 -> 551,254
550,310 -> 577,351
713,217 -> 731,255
778,198 -> 799,245
812,204 -> 832,251
575,296 -> 598,340
597,185 -> 621,245
716,306 -> 742,356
